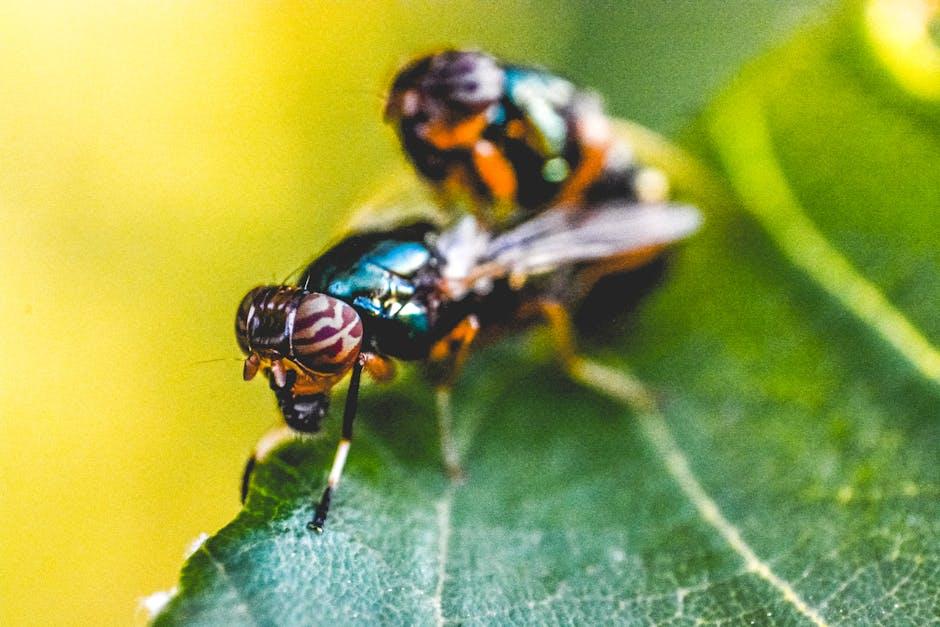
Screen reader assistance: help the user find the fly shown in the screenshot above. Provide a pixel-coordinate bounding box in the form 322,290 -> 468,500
236,202 -> 700,532
385,49 -> 670,230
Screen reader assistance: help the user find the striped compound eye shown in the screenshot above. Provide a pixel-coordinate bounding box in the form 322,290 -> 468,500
290,293 -> 364,376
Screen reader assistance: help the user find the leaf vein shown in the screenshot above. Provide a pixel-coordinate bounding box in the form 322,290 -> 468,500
432,490 -> 454,627
432,388 -> 462,626
199,543 -> 260,626
571,359 -> 831,627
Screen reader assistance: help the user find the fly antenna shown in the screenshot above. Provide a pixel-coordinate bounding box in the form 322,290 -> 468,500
279,259 -> 310,287
187,356 -> 244,367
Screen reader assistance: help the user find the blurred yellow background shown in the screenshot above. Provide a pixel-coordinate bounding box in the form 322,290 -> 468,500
0,2 -> 829,624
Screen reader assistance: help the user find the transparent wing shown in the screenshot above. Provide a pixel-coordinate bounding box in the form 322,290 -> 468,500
273,165 -> 448,286
487,201 -> 701,274
344,164 -> 448,232
446,202 -> 701,284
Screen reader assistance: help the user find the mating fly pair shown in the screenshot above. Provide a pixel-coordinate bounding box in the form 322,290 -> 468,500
235,50 -> 701,532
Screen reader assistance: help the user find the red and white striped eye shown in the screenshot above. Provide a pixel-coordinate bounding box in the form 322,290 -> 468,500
290,293 -> 363,375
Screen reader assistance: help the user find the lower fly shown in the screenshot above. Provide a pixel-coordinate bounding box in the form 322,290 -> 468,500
236,201 -> 700,531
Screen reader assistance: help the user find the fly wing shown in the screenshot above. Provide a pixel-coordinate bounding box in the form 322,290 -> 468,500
275,168 -> 448,286
345,166 -> 449,232
480,202 -> 701,279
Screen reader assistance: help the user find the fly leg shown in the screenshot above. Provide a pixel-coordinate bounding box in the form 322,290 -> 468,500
536,299 -> 653,412
427,315 -> 480,482
428,315 -> 480,387
242,369 -> 330,503
241,425 -> 296,503
309,356 -> 365,533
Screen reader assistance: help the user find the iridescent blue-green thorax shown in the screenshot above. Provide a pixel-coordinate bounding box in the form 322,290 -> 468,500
501,65 -> 575,158
300,225 -> 460,360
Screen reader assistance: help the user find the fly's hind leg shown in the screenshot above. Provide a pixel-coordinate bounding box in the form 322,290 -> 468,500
535,299 -> 654,412
427,315 -> 480,483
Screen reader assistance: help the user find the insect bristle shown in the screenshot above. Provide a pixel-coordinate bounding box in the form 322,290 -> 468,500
278,259 -> 310,286
187,356 -> 245,368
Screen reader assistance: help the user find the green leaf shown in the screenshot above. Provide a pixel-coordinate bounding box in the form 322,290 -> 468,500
155,5 -> 939,625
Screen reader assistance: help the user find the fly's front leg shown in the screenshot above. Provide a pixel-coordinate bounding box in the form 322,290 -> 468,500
309,356 -> 365,533
306,354 -> 396,529
427,315 -> 480,482
241,425 -> 296,503
242,370 -> 331,503
362,352 -> 396,383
